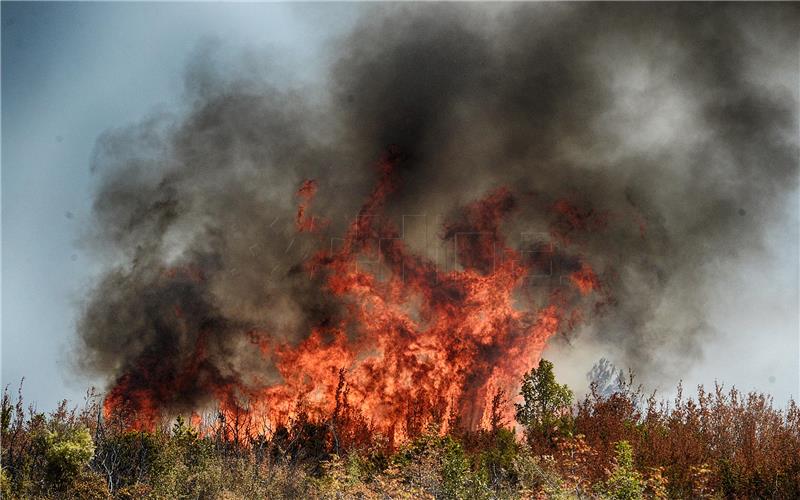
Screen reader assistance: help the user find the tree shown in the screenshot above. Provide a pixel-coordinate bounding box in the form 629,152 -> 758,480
515,359 -> 573,442
41,426 -> 95,481
596,441 -> 644,500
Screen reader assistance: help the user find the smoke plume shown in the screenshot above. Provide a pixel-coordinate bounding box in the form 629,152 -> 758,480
76,4 -> 799,427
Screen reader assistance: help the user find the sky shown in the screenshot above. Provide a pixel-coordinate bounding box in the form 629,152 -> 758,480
2,2 -> 798,412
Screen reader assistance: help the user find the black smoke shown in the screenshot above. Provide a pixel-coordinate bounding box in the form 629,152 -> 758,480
76,3 -> 799,412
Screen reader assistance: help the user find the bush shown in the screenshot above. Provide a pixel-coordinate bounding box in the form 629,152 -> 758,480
474,427 -> 518,491
94,430 -> 165,492
596,441 -> 644,500
41,426 -> 95,483
392,431 -> 487,498
516,359 -> 574,445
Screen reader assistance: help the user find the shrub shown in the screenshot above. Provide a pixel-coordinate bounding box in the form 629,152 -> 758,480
513,446 -> 567,497
596,441 -> 644,500
516,359 -> 574,445
41,426 -> 95,482
474,427 -> 518,491
393,431 -> 486,498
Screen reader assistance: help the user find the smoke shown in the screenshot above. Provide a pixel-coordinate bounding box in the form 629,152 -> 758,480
76,3 -> 799,415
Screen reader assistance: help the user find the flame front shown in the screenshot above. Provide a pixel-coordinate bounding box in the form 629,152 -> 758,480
103,153 -> 608,440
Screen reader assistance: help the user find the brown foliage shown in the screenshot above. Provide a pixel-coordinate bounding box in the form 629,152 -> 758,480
574,378 -> 800,498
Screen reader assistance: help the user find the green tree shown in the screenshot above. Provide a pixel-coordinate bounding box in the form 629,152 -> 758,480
515,359 -> 573,441
40,426 -> 95,485
596,441 -> 644,500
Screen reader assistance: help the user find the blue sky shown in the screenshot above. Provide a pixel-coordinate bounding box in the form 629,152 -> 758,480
2,3 -> 798,411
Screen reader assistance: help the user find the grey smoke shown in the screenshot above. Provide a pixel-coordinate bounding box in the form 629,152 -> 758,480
76,3 -> 799,412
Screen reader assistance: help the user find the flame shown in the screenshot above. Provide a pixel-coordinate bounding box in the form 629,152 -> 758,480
103,152 -> 609,441
296,179 -> 328,232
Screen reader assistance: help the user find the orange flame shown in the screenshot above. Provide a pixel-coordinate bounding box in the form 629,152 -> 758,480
104,153 -> 609,442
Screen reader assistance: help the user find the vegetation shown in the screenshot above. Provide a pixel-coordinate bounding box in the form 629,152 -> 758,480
515,359 -> 574,444
2,361 -> 799,499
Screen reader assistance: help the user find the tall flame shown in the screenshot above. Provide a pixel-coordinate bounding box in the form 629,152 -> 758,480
103,152 -> 608,440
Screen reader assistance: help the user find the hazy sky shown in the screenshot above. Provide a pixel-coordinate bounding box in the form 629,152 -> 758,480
2,2 -> 798,411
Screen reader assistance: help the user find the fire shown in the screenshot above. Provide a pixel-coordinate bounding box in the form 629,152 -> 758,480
103,151 -> 609,441
296,179 -> 328,233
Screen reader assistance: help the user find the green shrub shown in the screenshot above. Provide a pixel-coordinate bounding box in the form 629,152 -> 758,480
516,359 -> 574,443
392,432 -> 486,498
475,428 -> 518,492
0,467 -> 12,499
596,441 -> 644,500
43,426 -> 95,480
148,418 -> 221,499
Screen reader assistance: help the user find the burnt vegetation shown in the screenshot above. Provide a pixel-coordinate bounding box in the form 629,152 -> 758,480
3,361 -> 799,499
